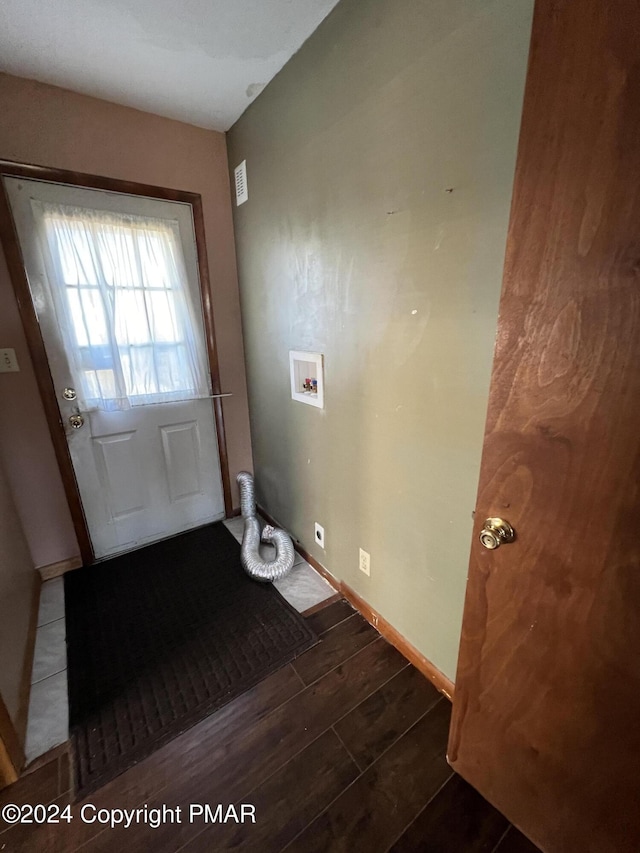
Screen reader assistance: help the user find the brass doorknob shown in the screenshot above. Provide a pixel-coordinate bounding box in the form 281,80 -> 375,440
69,414 -> 84,430
479,517 -> 515,550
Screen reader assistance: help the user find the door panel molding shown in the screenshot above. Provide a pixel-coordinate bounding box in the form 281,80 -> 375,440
160,421 -> 202,502
92,432 -> 147,519
0,160 -> 233,564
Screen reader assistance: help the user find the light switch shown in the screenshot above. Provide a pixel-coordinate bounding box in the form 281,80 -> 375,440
0,348 -> 20,373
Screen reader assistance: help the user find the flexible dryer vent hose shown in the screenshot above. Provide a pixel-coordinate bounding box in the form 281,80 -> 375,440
236,471 -> 295,582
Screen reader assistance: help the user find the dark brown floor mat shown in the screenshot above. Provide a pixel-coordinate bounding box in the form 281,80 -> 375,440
64,522 -> 316,797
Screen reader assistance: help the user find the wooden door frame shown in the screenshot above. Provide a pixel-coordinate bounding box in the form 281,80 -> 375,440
0,159 -> 234,565
0,692 -> 23,787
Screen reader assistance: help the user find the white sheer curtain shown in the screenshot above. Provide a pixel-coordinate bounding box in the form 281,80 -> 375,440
31,200 -> 210,411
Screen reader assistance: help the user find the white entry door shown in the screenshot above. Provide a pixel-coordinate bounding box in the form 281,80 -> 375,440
5,177 -> 225,559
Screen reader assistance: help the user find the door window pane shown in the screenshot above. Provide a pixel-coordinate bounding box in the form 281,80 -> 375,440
36,203 -> 209,410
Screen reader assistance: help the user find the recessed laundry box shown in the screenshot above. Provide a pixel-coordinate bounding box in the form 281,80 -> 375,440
289,350 -> 324,409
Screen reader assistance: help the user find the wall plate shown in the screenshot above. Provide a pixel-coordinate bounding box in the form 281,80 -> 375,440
0,348 -> 19,372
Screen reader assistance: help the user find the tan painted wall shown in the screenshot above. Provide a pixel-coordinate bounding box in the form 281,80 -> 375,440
0,453 -> 35,728
228,0 -> 534,679
0,73 -> 252,568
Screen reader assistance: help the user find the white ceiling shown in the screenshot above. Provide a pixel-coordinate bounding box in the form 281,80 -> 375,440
0,0 -> 340,131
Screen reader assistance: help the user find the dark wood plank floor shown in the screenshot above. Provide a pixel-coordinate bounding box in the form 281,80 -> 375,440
0,600 -> 540,852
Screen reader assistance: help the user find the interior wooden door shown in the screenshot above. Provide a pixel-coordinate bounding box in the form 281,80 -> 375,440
448,1 -> 640,851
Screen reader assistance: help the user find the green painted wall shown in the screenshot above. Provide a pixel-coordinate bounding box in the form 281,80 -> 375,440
228,0 -> 534,679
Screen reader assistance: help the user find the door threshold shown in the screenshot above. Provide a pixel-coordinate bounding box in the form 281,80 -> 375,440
91,515 -> 227,564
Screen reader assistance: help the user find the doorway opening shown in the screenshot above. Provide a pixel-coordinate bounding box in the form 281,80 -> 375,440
0,161 -> 233,564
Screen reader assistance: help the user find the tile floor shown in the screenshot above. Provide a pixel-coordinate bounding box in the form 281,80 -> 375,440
23,517 -> 335,765
25,577 -> 68,763
223,515 -> 336,611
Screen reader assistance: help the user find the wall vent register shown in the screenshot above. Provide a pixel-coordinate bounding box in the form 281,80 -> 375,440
234,160 -> 248,206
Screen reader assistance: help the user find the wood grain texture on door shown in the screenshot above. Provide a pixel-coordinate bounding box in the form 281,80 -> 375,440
448,1 -> 640,852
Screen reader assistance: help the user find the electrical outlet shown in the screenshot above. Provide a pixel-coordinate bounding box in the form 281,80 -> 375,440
314,522 -> 325,549
359,548 -> 370,576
